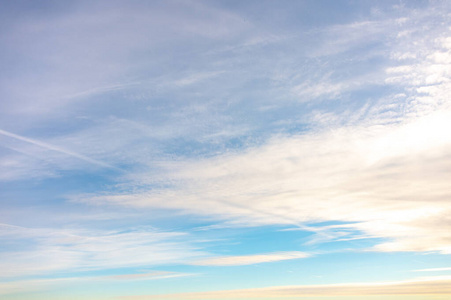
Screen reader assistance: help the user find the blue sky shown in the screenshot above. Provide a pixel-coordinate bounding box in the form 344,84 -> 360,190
1,0 -> 451,299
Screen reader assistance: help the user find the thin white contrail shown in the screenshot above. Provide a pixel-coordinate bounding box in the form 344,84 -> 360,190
414,267 -> 451,272
0,129 -> 121,170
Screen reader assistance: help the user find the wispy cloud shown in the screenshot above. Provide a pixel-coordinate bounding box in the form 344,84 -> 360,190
0,224 -> 204,278
80,105 -> 451,253
0,129 -> 120,170
1,1 -> 451,299
191,251 -> 309,267
414,267 -> 451,273
107,271 -> 194,281
118,276 -> 451,299
75,5 -> 451,254
0,270 -> 194,296
0,277 -> 80,297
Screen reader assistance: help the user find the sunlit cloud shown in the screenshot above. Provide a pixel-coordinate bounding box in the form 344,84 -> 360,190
118,276 -> 451,299
73,6 -> 451,254
1,1 -> 451,299
191,251 -> 310,266
80,105 -> 451,253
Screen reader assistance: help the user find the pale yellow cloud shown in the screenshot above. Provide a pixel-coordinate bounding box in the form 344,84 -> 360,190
118,277 -> 451,299
0,271 -> 194,297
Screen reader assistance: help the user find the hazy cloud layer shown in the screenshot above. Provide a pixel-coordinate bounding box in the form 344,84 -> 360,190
1,1 -> 451,299
119,276 -> 451,299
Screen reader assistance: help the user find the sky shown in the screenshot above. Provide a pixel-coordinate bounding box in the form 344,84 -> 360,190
1,0 -> 451,299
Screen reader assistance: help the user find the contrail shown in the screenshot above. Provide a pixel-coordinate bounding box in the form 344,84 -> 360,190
0,129 -> 121,170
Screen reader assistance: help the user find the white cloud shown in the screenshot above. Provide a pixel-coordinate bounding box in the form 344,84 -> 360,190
191,251 -> 309,266
414,267 -> 451,272
0,224 -> 204,278
79,105 -> 451,253
107,271 -> 194,281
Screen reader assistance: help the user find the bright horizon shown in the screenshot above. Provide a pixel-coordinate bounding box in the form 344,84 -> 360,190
1,0 -> 451,299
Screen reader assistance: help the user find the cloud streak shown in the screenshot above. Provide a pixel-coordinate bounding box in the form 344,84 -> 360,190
0,224 -> 204,278
119,276 -> 451,299
414,267 -> 451,273
0,271 -> 194,296
0,129 -> 120,170
191,251 -> 309,267
108,271 -> 194,281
